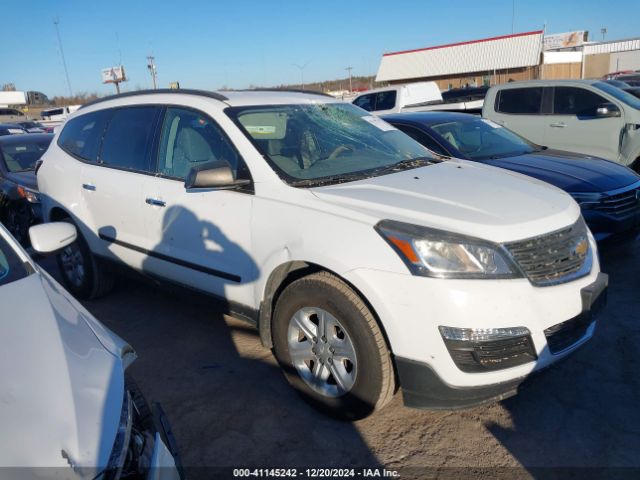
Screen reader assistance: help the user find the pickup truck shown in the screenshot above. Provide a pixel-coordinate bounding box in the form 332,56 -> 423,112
352,82 -> 486,115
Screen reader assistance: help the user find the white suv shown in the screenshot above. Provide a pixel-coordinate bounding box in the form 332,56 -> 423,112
38,89 -> 608,419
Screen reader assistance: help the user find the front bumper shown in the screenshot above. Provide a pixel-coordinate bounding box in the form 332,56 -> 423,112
343,247 -> 606,404
395,272 -> 608,409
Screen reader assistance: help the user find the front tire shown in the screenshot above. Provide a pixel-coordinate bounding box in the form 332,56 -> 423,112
56,218 -> 114,299
272,271 -> 395,420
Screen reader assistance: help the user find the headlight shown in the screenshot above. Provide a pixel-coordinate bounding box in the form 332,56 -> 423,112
16,185 -> 41,204
375,219 -> 521,279
105,391 -> 133,479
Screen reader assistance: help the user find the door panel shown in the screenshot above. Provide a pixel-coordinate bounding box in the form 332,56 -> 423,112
545,87 -> 624,160
80,106 -> 162,267
141,107 -> 256,306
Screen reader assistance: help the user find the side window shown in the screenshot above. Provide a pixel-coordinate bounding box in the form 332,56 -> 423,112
375,91 -> 397,111
57,109 -> 111,162
395,124 -> 449,156
157,107 -> 247,181
553,87 -> 608,116
496,88 -> 543,114
353,94 -> 375,112
100,106 -> 161,172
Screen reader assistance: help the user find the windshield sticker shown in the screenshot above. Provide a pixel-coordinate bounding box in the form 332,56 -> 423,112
245,125 -> 277,135
362,115 -> 397,132
481,119 -> 501,129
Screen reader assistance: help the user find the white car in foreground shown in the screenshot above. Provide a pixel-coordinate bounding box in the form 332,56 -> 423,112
38,89 -> 608,419
0,222 -> 180,478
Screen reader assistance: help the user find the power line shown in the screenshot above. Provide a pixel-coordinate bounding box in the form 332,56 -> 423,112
53,18 -> 73,96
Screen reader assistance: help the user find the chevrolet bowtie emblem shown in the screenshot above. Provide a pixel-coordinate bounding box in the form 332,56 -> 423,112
573,238 -> 588,257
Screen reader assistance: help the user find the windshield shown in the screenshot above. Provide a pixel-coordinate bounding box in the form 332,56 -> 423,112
227,103 -> 433,186
0,137 -> 51,172
430,118 -> 536,160
0,232 -> 31,287
594,81 -> 640,110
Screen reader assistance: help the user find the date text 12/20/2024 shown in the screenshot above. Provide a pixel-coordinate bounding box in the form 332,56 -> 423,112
233,469 -> 400,478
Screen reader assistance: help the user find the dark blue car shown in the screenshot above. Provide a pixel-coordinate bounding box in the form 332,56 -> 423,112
383,112 -> 640,243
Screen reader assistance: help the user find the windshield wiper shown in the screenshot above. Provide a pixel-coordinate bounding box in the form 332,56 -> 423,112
289,173 -> 365,188
372,156 -> 442,175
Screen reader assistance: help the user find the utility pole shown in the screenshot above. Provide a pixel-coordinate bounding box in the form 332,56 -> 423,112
147,55 -> 158,89
53,18 -> 73,97
345,66 -> 353,93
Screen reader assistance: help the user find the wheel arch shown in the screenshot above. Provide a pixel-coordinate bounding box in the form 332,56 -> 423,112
258,261 -> 395,366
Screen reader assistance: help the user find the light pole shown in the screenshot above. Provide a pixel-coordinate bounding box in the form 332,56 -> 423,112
293,61 -> 310,89
511,0 -> 515,34
601,27 -> 607,42
53,18 -> 73,97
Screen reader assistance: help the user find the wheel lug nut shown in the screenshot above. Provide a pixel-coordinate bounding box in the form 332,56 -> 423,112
322,336 -> 327,343
327,357 -> 333,364
329,347 -> 335,353
312,337 -> 317,343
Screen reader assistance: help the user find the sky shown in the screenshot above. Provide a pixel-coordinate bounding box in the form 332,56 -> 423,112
1,0 -> 639,97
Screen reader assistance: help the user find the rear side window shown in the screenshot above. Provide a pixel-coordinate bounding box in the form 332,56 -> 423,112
58,110 -> 111,162
353,94 -> 375,112
375,91 -> 397,111
553,87 -> 608,116
496,88 -> 543,114
100,106 -> 162,172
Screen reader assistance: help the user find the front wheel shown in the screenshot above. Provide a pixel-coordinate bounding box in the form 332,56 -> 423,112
272,272 -> 395,420
56,219 -> 114,299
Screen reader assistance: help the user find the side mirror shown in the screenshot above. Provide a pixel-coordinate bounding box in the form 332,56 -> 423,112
596,103 -> 621,118
184,160 -> 251,190
28,222 -> 77,255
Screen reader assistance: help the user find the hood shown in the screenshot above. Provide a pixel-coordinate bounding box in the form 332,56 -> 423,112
312,159 -> 580,243
5,170 -> 38,191
0,272 -> 124,475
479,150 -> 640,193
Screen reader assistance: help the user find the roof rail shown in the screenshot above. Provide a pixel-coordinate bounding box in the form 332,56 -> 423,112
231,88 -> 335,98
79,89 -> 229,110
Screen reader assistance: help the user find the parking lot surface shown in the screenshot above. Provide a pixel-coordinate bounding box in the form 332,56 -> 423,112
41,239 -> 640,478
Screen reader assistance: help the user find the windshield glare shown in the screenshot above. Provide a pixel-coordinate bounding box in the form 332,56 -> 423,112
431,118 -> 535,160
595,81 -> 640,110
0,233 -> 30,287
228,103 -> 432,184
1,138 -> 51,172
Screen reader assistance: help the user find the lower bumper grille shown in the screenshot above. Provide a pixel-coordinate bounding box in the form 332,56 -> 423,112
444,335 -> 537,373
544,315 -> 592,354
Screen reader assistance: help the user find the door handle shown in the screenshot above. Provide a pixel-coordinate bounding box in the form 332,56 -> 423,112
145,198 -> 166,207
550,122 -> 566,128
82,183 -> 96,191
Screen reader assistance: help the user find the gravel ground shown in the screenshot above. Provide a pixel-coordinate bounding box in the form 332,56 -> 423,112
40,238 -> 640,479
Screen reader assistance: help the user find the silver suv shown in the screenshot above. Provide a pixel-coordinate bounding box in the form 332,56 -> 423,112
483,80 -> 640,172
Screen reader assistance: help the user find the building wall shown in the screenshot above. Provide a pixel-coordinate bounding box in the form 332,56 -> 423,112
388,66 -> 539,90
541,62 -> 582,80
610,50 -> 640,72
584,53 -> 611,78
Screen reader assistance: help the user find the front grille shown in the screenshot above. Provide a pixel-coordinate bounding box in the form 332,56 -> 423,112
594,187 -> 640,219
544,314 -> 592,354
504,219 -> 591,287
